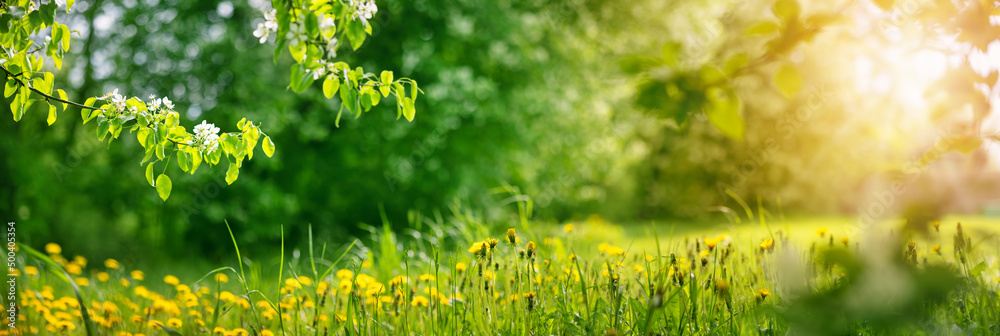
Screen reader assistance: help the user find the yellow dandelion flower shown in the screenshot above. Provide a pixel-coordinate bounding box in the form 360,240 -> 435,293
419,274 -> 435,282
931,245 -> 941,255
468,241 -> 488,255
65,263 -> 82,275
564,224 -> 575,233
336,269 -> 354,279
45,243 -> 62,255
97,272 -> 110,282
131,270 -> 144,280
389,275 -> 408,286
121,278 -> 131,287
75,277 -> 90,286
411,295 -> 429,307
704,237 -> 720,250
230,328 -> 249,336
25,266 -> 39,276
816,227 -> 829,237
486,238 -> 498,249
298,276 -> 313,286
215,273 -> 229,283
166,318 -> 182,328
526,241 -> 537,257
455,262 -> 467,272
840,237 -> 850,246
73,255 -> 87,267
104,259 -> 120,269
760,239 -> 774,251
213,327 -> 227,335
758,288 -> 771,299
506,228 -> 517,244
605,245 -> 624,257
261,331 -> 275,336
164,275 -> 180,286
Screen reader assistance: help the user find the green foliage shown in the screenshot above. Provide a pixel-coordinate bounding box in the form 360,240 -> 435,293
2,0 -> 420,200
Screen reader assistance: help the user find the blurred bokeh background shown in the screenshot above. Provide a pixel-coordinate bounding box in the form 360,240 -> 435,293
3,0 -> 1000,262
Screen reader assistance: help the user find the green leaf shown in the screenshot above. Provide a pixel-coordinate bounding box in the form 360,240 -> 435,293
47,105 -> 57,125
97,118 -> 110,140
11,95 -> 23,121
705,87 -> 745,141
237,118 -> 247,131
138,128 -> 151,149
155,174 -> 172,201
225,162 -> 239,185
145,163 -> 156,186
772,0 -> 800,19
410,82 -> 419,102
323,77 -> 340,99
262,136 -> 275,158
189,150 -> 202,174
4,79 -> 16,98
59,23 -> 71,50
401,97 -> 415,122
207,149 -> 222,165
177,151 -> 191,172
289,43 -> 307,63
346,20 -> 366,50
774,64 -> 801,97
871,0 -> 894,11
368,88 -> 380,106
219,134 -> 238,155
56,89 -> 68,111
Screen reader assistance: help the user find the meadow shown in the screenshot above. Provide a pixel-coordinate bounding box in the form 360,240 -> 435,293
6,213 -> 1000,336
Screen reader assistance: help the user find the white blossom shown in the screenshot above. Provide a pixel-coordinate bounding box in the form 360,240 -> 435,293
325,37 -> 338,58
193,121 -> 221,153
253,9 -> 279,44
162,97 -> 174,110
286,21 -> 307,47
349,0 -> 378,26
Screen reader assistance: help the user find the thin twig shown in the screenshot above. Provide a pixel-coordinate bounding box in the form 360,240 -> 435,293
1,65 -> 102,111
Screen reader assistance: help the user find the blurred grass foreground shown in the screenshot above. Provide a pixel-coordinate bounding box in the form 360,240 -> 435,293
4,0 -> 1000,334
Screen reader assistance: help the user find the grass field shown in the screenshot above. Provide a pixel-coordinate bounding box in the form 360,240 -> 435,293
5,214 -> 1000,335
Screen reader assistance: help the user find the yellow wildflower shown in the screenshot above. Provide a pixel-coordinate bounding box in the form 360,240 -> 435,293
45,243 -> 62,255
411,295 -> 429,307
816,227 -> 829,237
164,275 -> 180,286
105,259 -> 120,269
215,273 -> 229,283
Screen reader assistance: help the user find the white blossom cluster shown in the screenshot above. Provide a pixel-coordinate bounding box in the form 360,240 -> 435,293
147,94 -> 175,113
252,9 -> 278,44
309,59 -> 342,80
192,120 -> 221,154
349,0 -> 378,27
286,16 -> 308,47
99,89 -> 137,116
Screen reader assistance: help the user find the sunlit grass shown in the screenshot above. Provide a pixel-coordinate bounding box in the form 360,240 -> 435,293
5,215 -> 1000,335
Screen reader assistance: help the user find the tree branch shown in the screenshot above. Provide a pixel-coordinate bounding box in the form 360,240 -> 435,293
1,65 -> 102,111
